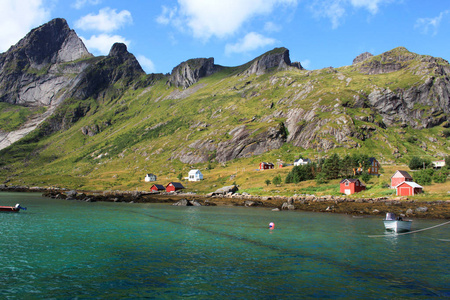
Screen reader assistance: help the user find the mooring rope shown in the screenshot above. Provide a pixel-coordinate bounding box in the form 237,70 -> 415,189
368,220 -> 450,238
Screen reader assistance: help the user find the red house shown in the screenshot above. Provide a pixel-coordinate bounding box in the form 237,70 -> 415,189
166,182 -> 185,193
395,181 -> 423,196
259,162 -> 274,170
150,184 -> 165,192
391,170 -> 413,188
340,178 -> 366,195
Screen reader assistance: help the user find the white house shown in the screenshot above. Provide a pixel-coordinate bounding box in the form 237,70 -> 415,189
144,173 -> 157,182
294,158 -> 311,166
432,160 -> 446,169
188,169 -> 203,181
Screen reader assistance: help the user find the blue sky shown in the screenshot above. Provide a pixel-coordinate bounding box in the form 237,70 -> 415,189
0,0 -> 449,74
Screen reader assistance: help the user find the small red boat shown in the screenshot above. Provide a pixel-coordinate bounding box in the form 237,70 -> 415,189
0,204 -> 26,212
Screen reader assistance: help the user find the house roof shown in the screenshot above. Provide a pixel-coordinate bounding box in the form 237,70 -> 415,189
395,181 -> 423,189
189,169 -> 202,174
167,182 -> 185,189
391,170 -> 412,179
151,184 -> 165,190
146,173 -> 156,176
369,157 -> 378,163
340,178 -> 365,186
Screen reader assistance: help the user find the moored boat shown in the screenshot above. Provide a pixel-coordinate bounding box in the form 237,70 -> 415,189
0,204 -> 26,213
383,212 -> 412,233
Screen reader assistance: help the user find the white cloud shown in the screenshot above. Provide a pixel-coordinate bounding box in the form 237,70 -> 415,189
264,21 -> 282,33
81,34 -> 130,55
0,0 -> 50,52
225,32 -> 276,55
156,6 -> 178,25
136,55 -> 156,73
75,7 -> 132,32
310,0 -> 390,29
349,0 -> 386,14
415,10 -> 449,36
158,0 -> 297,40
301,59 -> 311,69
72,0 -> 102,10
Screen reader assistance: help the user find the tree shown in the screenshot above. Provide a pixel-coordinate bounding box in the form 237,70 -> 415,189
273,175 -> 282,186
409,156 -> 431,170
265,179 -> 271,186
323,153 -> 341,180
414,169 -> 433,185
341,155 -> 353,177
177,173 -> 183,180
361,172 -> 371,184
409,156 -> 422,170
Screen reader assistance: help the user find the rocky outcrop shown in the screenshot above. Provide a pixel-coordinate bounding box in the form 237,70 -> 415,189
0,18 -> 94,149
356,47 -> 418,74
171,122 -> 288,163
71,43 -> 145,100
0,18 -> 92,106
167,57 -> 222,88
242,47 -> 303,76
352,52 -> 373,65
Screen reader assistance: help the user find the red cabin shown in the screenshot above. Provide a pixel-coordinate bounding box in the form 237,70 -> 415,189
340,178 -> 366,195
150,184 -> 165,192
166,182 -> 185,193
259,162 -> 274,170
396,181 -> 423,196
391,170 -> 413,188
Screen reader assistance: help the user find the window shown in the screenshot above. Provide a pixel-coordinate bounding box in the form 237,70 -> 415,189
345,182 -> 349,186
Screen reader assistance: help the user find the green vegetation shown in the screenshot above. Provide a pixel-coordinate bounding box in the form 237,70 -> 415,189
0,47 -> 449,202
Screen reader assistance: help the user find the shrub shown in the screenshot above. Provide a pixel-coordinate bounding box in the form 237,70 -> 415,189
433,171 -> 447,183
409,156 -> 431,170
360,172 -> 371,184
414,169 -> 433,185
273,175 -> 282,186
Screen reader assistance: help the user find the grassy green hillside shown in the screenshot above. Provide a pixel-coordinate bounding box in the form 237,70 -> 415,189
0,47 -> 449,198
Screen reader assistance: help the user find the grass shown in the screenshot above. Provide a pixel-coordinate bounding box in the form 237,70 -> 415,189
1,47 -> 449,202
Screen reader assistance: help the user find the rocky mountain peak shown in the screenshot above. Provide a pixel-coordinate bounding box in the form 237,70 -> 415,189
106,42 -> 144,73
243,47 -> 303,76
352,52 -> 373,65
3,18 -> 91,70
356,47 -> 419,75
167,57 -> 222,89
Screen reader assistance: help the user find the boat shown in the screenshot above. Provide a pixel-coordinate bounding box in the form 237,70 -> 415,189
0,204 -> 26,213
383,212 -> 412,233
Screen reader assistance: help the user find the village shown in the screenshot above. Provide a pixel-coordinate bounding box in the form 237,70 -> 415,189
142,156 -> 448,198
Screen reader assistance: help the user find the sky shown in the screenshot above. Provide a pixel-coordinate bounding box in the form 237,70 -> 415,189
0,0 -> 449,74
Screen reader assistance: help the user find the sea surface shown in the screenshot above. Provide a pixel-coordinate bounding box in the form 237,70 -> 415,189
0,192 -> 449,299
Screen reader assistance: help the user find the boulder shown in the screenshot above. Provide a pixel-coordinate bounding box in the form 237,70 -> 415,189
415,206 -> 428,213
213,185 -> 238,195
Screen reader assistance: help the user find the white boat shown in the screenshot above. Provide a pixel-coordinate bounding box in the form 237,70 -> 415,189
383,213 -> 412,233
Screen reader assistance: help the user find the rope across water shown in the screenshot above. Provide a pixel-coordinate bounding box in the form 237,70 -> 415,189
368,220 -> 450,238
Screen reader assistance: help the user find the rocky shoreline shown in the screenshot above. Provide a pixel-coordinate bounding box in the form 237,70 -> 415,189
1,184 -> 449,219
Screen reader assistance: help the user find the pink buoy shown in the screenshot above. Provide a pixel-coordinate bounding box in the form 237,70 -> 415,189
269,222 -> 275,229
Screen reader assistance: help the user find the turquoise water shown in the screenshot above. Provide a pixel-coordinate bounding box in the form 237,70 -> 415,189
0,192 -> 449,299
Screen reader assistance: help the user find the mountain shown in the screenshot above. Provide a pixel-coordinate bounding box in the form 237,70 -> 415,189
0,18 -> 449,190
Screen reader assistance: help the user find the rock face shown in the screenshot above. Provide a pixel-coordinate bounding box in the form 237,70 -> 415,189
0,18 -> 92,106
352,52 -> 373,65
71,42 -> 145,100
168,57 -> 221,88
243,47 -> 303,75
0,18 -> 93,149
172,122 -> 287,164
